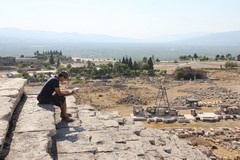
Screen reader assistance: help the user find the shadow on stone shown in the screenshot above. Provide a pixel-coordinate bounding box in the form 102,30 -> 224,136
56,121 -> 85,143
37,103 -> 54,112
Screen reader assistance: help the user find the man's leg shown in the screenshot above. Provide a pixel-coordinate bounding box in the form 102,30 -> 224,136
60,100 -> 67,117
60,100 -> 74,122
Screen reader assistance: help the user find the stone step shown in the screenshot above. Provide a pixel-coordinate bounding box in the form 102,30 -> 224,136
5,95 -> 56,160
0,78 -> 26,152
55,96 -> 208,160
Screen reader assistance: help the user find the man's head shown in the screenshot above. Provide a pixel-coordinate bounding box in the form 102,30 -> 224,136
58,71 -> 68,82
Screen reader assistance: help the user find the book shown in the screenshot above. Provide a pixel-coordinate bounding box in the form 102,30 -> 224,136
71,87 -> 80,92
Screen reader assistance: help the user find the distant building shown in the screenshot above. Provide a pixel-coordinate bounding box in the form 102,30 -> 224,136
0,57 -> 16,66
16,57 -> 42,69
75,58 -> 84,63
174,67 -> 208,79
16,57 -> 39,64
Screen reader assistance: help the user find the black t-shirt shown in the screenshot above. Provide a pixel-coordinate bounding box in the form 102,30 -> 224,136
38,76 -> 59,97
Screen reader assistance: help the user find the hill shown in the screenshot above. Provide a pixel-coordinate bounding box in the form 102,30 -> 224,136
0,28 -> 240,59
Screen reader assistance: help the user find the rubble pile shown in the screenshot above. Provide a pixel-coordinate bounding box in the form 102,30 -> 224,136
167,127 -> 240,159
116,95 -> 147,105
171,86 -> 239,107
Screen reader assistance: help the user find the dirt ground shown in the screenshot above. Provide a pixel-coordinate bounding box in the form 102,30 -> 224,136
74,69 -> 240,117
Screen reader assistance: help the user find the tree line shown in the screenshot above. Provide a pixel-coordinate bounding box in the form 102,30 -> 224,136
179,53 -> 240,61
57,56 -> 155,80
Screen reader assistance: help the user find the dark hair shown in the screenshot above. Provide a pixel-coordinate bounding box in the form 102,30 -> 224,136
58,71 -> 68,79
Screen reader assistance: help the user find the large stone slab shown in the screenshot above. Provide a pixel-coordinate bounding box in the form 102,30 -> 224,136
5,131 -> 52,160
0,97 -> 16,121
95,151 -> 139,160
14,95 -> 55,133
58,153 -> 95,160
0,78 -> 26,152
0,78 -> 26,91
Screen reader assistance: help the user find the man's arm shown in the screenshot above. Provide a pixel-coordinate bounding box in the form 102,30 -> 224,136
54,87 -> 75,96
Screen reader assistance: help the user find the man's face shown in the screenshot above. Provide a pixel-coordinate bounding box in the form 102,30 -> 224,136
59,76 -> 66,82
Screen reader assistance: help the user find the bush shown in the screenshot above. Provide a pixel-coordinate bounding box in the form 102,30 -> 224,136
224,61 -> 238,69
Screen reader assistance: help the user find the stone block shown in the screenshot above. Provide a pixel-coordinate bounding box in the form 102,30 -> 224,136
14,96 -> 55,133
58,153 -> 95,160
5,131 -> 52,160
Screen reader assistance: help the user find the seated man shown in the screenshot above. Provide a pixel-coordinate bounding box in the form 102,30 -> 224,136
37,71 -> 75,122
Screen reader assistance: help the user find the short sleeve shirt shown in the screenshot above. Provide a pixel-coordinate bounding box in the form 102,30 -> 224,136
38,76 -> 59,97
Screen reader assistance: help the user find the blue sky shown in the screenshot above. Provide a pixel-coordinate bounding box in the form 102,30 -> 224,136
0,0 -> 240,39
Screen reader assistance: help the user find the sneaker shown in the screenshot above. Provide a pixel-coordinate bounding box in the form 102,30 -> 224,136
61,117 -> 74,123
60,113 -> 72,118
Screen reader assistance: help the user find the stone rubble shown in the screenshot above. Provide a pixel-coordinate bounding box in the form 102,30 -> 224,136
116,95 -> 147,105
172,127 -> 240,159
172,86 -> 240,107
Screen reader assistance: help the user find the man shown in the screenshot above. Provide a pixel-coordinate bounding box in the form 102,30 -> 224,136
37,71 -> 75,122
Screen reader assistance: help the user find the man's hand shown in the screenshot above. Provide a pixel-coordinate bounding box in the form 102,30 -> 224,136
55,88 -> 75,96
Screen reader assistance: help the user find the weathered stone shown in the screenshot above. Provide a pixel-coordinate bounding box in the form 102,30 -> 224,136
56,127 -> 85,142
0,97 -> 15,121
57,140 -> 97,153
0,89 -> 20,98
80,117 -> 106,131
0,78 -> 26,153
58,153 -> 95,160
95,151 -> 139,160
145,150 -> 164,160
127,141 -> 145,156
78,105 -> 95,111
0,78 -> 26,91
102,119 -> 119,128
5,131 -> 52,160
14,96 -> 55,133
163,146 -> 172,153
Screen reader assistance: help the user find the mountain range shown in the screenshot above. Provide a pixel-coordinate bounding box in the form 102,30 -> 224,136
0,28 -> 240,59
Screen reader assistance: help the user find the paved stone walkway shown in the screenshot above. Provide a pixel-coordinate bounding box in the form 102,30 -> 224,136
0,78 -> 208,160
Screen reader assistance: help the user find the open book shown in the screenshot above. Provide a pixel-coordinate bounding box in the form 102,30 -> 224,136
71,87 -> 80,92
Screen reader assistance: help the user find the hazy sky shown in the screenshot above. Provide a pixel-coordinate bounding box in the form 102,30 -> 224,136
1,0 -> 240,39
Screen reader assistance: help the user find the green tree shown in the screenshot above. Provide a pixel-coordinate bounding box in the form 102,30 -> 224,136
220,55 -> 225,60
226,53 -> 232,60
22,71 -> 30,79
122,57 -> 125,64
56,58 -> 60,68
143,57 -> 147,63
148,57 -> 154,70
67,64 -> 72,70
133,61 -> 139,70
125,56 -> 129,64
57,65 -> 67,73
148,69 -> 155,76
237,54 -> 240,61
49,53 -> 55,65
128,57 -> 133,70
193,53 -> 198,59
